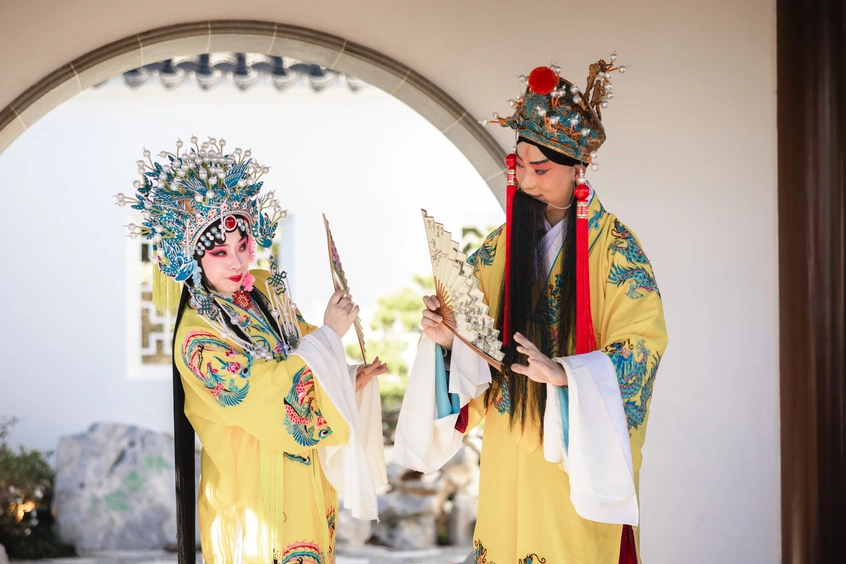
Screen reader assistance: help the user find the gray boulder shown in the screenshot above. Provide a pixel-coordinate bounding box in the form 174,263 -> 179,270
369,490 -> 439,549
335,507 -> 372,547
54,423 -> 198,550
370,513 -> 438,550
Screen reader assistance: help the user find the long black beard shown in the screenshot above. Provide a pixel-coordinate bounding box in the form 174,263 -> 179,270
485,189 -> 577,440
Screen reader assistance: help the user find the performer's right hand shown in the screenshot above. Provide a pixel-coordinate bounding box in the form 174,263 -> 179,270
421,295 -> 454,350
324,290 -> 358,338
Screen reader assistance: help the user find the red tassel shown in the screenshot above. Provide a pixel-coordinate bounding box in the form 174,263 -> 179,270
577,172 -> 632,562
454,405 -> 469,433
574,175 -> 597,355
619,524 -> 638,563
503,153 -> 518,346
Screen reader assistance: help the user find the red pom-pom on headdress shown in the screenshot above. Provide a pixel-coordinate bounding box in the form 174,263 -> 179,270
528,66 -> 558,95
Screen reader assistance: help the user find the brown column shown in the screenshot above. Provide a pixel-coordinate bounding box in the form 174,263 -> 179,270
778,0 -> 845,562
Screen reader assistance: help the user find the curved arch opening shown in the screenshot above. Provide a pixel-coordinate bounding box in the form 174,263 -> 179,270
0,21 -> 506,203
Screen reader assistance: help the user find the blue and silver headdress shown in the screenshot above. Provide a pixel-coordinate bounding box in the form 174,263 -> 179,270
484,54 -> 628,166
114,137 -> 299,358
115,136 -> 284,284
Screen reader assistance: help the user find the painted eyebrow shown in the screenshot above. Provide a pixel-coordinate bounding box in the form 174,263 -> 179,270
210,235 -> 247,252
516,154 -> 551,166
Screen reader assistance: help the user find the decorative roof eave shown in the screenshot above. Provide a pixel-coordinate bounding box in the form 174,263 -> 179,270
94,53 -> 367,93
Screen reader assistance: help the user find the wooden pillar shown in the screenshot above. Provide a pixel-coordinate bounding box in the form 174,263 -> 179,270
778,0 -> 845,562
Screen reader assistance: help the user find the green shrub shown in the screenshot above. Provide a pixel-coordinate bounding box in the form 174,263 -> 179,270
0,417 -> 75,559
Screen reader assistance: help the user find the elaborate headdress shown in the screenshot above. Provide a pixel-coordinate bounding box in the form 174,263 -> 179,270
485,53 -> 628,166
115,137 -> 298,358
483,54 -> 628,354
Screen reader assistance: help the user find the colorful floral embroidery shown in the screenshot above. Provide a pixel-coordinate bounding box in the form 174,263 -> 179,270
182,331 -> 251,407
283,452 -> 311,466
474,540 -> 495,564
284,368 -> 333,447
467,225 -> 502,268
274,542 -> 322,564
215,295 -> 291,358
324,506 -> 337,562
519,554 -> 547,564
327,506 -> 337,542
605,339 -> 661,430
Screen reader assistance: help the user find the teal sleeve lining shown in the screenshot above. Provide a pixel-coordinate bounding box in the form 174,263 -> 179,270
435,345 -> 461,419
558,385 -> 570,451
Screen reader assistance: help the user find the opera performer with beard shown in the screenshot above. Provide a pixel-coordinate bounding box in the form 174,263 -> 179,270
394,57 -> 668,564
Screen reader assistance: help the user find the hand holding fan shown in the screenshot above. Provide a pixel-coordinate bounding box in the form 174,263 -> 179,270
322,214 -> 367,364
421,210 -> 504,371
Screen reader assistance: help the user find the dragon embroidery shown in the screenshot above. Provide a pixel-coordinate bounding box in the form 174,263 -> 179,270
605,339 -> 661,430
467,226 -> 503,268
283,368 -> 333,447
607,219 -> 659,299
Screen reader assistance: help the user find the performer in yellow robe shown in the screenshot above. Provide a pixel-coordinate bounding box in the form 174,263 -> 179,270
174,269 -> 349,563
394,57 -> 667,563
115,137 -> 387,564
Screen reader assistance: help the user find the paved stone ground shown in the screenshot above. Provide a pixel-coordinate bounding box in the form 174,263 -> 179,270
11,547 -> 474,564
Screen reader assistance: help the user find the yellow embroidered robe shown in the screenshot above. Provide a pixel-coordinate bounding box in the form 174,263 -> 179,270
464,194 -> 668,564
174,269 -> 347,564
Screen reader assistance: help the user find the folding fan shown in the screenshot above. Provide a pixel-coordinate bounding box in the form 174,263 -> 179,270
322,214 -> 367,364
421,210 -> 504,371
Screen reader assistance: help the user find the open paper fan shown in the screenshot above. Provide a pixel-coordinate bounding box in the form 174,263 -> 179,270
421,210 -> 504,371
322,214 -> 367,364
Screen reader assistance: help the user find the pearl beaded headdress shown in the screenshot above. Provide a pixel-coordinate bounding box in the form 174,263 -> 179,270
483,53 -> 628,167
114,137 -> 301,358
115,136 -> 284,284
